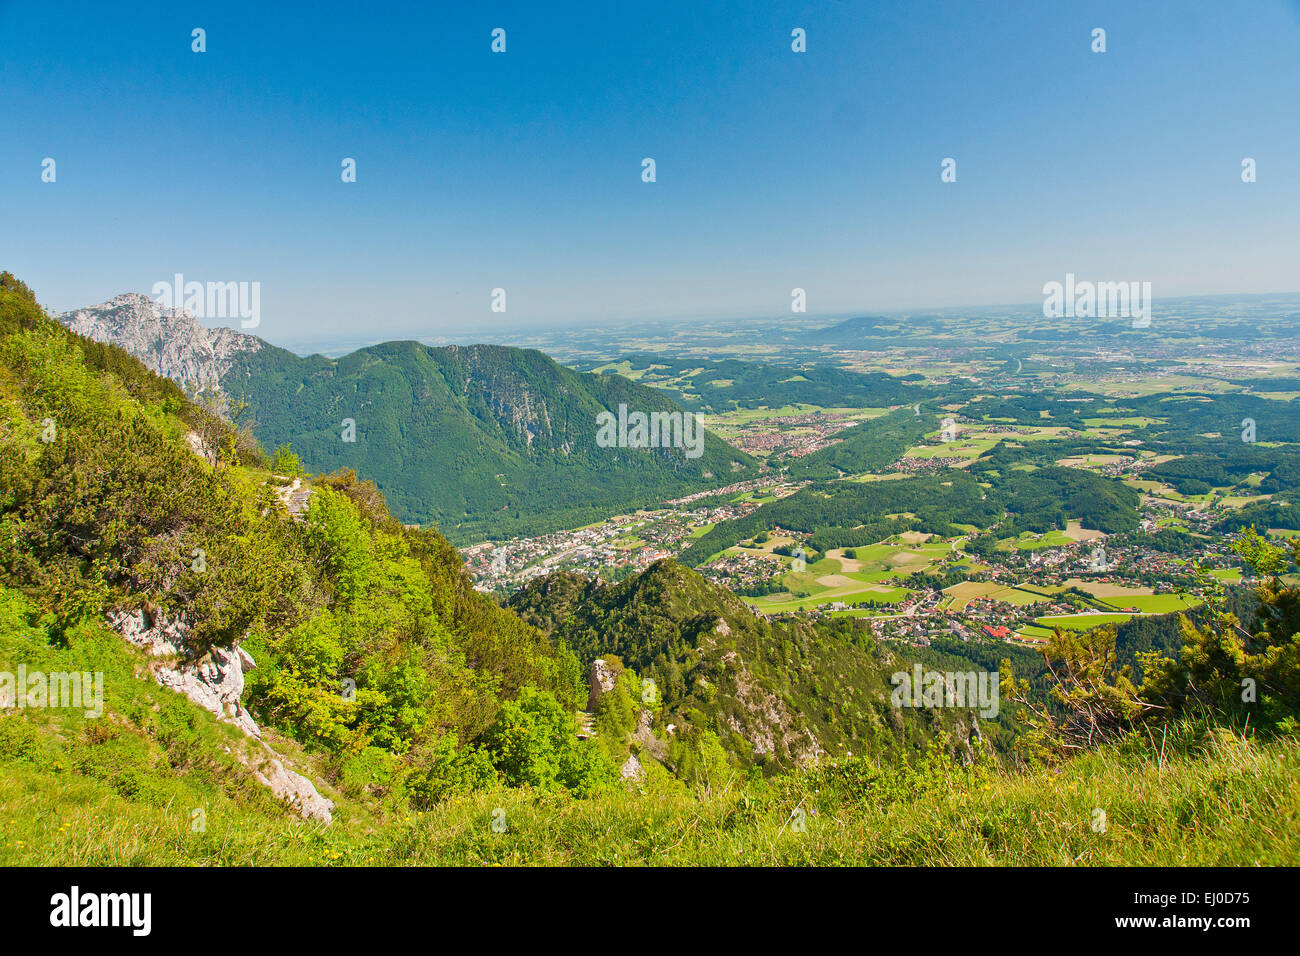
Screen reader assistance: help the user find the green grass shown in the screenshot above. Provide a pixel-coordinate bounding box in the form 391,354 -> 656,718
904,437 -> 998,460
1093,594 -> 1202,614
1034,613 -> 1136,631
4,724 -> 1295,865
778,571 -> 829,598
996,586 -> 1057,606
1016,625 -> 1056,640
845,569 -> 909,584
746,584 -> 911,613
1004,530 -> 1075,551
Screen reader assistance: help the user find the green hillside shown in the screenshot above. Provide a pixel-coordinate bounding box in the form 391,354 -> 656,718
226,341 -> 758,541
0,271 -> 599,806
679,460 -> 1141,566
785,405 -> 935,479
508,560 -> 987,772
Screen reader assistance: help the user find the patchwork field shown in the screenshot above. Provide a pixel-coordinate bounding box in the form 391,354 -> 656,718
746,582 -> 912,614
905,437 -> 998,461
942,581 -> 1058,610
741,537 -> 955,613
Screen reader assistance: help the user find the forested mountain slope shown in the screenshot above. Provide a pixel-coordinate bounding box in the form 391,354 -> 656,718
1,271 -> 595,807
508,559 -> 986,773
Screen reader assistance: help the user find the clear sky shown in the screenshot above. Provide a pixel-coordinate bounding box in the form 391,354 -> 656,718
3,0 -> 1299,346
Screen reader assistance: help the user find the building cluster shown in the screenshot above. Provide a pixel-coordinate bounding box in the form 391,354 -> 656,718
465,481 -> 801,594
722,413 -> 860,458
895,455 -> 968,475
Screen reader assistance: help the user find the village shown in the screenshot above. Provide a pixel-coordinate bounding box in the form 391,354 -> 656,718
463,485 -> 1239,656
460,477 -> 804,595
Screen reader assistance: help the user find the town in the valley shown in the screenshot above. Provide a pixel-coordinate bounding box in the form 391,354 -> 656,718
462,398 -> 1251,651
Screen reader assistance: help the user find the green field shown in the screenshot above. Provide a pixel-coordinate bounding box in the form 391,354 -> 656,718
904,437 -> 997,460
1092,594 -> 1202,614
746,587 -> 912,613
1034,613 -> 1138,631
1003,530 -> 1075,551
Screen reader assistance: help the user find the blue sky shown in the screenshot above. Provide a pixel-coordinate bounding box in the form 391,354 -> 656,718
3,0 -> 1299,346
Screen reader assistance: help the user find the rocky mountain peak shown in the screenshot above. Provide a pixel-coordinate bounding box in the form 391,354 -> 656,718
59,291 -> 263,392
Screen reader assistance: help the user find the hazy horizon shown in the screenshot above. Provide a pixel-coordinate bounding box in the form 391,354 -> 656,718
51,286 -> 1300,359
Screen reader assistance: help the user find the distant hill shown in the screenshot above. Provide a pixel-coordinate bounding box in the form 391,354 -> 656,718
808,313 -> 947,344
579,353 -> 925,413
59,295 -> 758,541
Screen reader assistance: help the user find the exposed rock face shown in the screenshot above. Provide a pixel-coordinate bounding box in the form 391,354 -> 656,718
632,708 -> 668,763
720,650 -> 824,767
620,753 -> 644,781
456,345 -> 557,448
109,609 -> 260,738
237,748 -> 336,824
587,658 -> 622,712
59,292 -> 262,392
960,714 -> 984,766
106,608 -> 333,824
274,476 -> 314,519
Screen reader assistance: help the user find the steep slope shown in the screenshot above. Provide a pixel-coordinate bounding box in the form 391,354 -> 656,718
509,560 -> 984,773
60,295 -> 759,541
228,340 -> 758,540
2,271 -> 593,812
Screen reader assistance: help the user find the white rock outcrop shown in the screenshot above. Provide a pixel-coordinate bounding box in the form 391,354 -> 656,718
237,748 -> 336,825
107,609 -> 334,824
632,708 -> 668,762
110,609 -> 260,738
587,658 -> 622,712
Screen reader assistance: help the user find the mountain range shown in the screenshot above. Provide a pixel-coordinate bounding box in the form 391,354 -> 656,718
0,269 -> 989,807
6,269 -> 1298,866
59,294 -> 758,541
